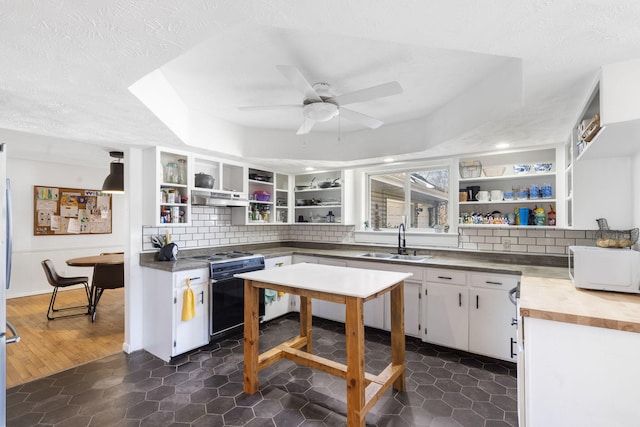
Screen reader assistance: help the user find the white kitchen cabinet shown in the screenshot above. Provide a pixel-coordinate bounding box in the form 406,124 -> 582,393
523,317 -> 640,426
349,260 -> 424,334
231,168 -> 291,225
142,267 -> 210,362
566,60 -> 640,229
263,256 -> 294,321
469,286 -> 517,361
314,258 -> 348,323
275,173 -> 291,223
424,268 -> 518,361
294,170 -> 344,224
401,280 -> 422,338
458,146 -> 565,227
143,147 -> 192,226
424,280 -> 469,350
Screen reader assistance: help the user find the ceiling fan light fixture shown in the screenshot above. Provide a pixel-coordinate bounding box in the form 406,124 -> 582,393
303,103 -> 338,122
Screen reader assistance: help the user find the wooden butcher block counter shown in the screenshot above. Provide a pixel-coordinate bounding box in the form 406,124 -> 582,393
519,276 -> 640,333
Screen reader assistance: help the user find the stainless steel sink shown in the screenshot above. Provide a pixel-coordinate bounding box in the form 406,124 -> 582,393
358,253 -> 430,262
358,252 -> 394,259
389,254 -> 431,262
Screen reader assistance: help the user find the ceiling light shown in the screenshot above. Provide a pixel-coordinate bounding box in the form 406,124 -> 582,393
102,151 -> 124,194
305,167 -> 314,171
383,158 -> 394,162
303,103 -> 338,122
495,142 -> 510,149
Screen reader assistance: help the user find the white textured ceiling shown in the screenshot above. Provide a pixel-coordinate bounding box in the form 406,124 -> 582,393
1,1 -> 640,171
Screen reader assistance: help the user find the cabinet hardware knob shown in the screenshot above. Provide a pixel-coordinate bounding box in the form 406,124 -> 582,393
438,276 -> 452,280
458,292 -> 462,307
485,281 -> 502,285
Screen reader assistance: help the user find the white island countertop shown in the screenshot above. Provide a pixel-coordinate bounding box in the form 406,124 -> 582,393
236,262 -> 412,299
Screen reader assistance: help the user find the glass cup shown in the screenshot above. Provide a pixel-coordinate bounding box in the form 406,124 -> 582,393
541,183 -> 553,198
529,184 -> 540,199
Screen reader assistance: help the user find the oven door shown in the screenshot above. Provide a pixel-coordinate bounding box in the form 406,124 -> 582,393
210,277 -> 264,337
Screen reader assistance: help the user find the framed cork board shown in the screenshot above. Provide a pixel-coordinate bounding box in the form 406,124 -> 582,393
34,186 -> 112,235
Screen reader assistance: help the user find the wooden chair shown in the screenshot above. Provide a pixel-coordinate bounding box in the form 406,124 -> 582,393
90,262 -> 124,322
41,259 -> 91,320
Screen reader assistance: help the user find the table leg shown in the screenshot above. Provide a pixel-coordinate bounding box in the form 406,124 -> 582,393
390,282 -> 406,391
299,295 -> 312,353
345,296 -> 365,427
243,279 -> 260,394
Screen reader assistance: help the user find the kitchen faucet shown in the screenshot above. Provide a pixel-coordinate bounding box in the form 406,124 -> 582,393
397,223 -> 407,255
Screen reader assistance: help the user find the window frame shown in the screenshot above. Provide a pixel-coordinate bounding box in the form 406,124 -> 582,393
354,158 -> 458,248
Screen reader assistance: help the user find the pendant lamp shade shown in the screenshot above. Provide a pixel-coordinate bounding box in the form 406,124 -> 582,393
102,151 -> 124,193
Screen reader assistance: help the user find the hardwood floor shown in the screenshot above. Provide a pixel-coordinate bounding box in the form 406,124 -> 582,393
5,287 -> 124,388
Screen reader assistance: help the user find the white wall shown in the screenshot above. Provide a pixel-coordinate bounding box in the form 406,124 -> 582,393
633,151 -> 640,232
7,157 -> 126,298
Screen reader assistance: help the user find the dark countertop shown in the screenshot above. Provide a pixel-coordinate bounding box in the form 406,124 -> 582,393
140,244 -> 569,280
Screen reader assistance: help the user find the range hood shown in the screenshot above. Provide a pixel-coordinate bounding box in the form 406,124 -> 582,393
191,191 -> 248,207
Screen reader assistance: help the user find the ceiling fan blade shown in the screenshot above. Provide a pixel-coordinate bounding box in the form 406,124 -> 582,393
276,65 -> 322,102
330,81 -> 402,106
339,108 -> 384,129
238,105 -> 301,111
296,119 -> 315,135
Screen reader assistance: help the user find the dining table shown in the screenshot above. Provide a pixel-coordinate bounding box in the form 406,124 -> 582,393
66,253 -> 124,319
66,253 -> 124,267
236,262 -> 412,427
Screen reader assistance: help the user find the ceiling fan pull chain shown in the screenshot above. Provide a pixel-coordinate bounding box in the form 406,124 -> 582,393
338,111 -> 341,142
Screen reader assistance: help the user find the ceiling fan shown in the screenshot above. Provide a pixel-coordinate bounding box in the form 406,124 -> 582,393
239,65 -> 403,134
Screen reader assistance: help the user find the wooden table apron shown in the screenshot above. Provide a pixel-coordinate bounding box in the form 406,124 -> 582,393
242,272 -> 407,427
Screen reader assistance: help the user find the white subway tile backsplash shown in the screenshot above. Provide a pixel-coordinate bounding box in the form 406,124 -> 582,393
555,238 -> 576,246
518,237 -> 536,245
143,207 -> 595,256
565,230 -> 586,238
526,230 -> 546,238
545,230 -> 565,238
536,238 -> 555,246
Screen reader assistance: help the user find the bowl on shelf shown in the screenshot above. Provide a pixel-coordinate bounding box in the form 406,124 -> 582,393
533,162 -> 553,173
253,191 -> 270,202
295,199 -> 307,206
482,166 -> 506,177
513,164 -> 532,174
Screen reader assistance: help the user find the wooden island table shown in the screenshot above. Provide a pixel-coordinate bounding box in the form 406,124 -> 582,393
236,262 -> 412,427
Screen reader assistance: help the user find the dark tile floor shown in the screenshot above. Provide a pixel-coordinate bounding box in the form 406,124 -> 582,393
7,314 -> 518,426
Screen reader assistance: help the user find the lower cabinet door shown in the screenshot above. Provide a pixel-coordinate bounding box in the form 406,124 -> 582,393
174,282 -> 209,356
425,282 -> 469,350
469,287 -> 516,360
403,280 -> 422,337
314,257 -> 347,323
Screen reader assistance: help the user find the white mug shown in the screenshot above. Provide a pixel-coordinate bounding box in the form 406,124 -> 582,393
476,190 -> 490,201
490,190 -> 504,201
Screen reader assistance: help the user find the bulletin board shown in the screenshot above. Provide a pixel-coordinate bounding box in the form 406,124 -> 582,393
33,186 -> 112,235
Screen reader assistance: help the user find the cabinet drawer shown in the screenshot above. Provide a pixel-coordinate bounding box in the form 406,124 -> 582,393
265,256 -> 292,269
469,272 -> 520,289
426,268 -> 467,286
173,268 -> 209,287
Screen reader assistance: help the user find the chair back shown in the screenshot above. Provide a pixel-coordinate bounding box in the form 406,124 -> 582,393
92,263 -> 124,290
41,259 -> 61,287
